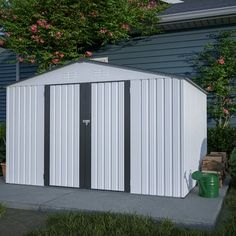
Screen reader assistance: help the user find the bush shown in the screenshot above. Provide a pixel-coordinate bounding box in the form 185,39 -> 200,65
207,126 -> 236,155
229,148 -> 236,178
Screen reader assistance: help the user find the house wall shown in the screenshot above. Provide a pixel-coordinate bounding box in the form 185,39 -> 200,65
94,24 -> 236,126
0,48 -> 37,122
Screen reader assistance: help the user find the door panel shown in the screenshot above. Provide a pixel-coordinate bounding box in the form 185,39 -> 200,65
91,82 -> 125,191
50,84 -> 80,187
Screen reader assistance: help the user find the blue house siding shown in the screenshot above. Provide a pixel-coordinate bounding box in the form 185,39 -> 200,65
94,24 -> 236,126
0,49 -> 37,122
0,49 -> 17,122
19,64 -> 37,80
94,25 -> 236,77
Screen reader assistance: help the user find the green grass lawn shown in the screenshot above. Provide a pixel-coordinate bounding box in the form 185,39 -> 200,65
25,179 -> 236,236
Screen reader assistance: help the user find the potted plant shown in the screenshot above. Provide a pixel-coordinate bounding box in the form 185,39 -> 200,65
0,159 -> 6,180
0,123 -> 6,180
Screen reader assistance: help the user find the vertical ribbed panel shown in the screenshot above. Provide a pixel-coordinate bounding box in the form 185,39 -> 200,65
182,80 -> 207,197
50,85 -> 80,187
130,78 -> 182,197
91,82 -> 124,191
6,86 -> 44,186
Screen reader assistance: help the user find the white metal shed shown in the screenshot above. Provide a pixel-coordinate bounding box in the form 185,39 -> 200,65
6,61 -> 207,198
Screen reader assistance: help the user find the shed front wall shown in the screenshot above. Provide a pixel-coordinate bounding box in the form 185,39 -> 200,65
130,78 -> 182,197
49,84 -> 80,187
6,85 -> 44,186
130,78 -> 206,198
91,82 -> 125,191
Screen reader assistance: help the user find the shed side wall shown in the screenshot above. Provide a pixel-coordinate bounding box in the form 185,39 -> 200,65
130,78 -> 182,197
181,80 -> 207,197
6,86 -> 44,185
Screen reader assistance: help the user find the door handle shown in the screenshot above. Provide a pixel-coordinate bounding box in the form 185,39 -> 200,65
82,120 -> 90,126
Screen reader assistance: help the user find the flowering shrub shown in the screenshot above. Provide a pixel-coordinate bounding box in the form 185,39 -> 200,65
195,31 -> 236,128
0,0 -> 167,72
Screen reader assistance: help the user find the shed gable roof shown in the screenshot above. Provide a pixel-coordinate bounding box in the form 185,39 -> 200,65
9,60 -> 206,94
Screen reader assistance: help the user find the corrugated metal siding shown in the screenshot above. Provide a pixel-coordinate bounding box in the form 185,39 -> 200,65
130,78 -> 182,197
182,80 -> 207,197
6,86 -> 44,185
50,85 -> 80,187
91,82 -> 124,191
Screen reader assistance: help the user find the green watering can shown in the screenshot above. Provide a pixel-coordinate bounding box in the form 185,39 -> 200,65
192,171 -> 219,198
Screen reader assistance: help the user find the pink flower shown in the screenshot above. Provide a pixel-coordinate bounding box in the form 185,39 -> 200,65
147,0 -> 157,9
40,38 -> 45,44
0,39 -> 5,46
52,58 -> 60,64
99,28 -> 108,34
45,24 -> 51,29
108,31 -> 113,37
30,24 -> 38,33
5,32 -> 11,37
85,51 -> 93,57
205,85 -> 213,92
121,24 -> 130,31
37,19 -> 47,27
55,31 -> 62,39
218,57 -> 225,65
59,53 -> 64,58
90,11 -> 98,17
30,58 -> 36,64
18,57 -> 24,63
223,108 -> 229,115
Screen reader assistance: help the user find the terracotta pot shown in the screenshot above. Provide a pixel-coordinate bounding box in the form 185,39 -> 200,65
1,162 -> 6,180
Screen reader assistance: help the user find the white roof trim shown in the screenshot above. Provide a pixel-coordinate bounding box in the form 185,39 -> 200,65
162,0 -> 183,4
160,5 -> 236,23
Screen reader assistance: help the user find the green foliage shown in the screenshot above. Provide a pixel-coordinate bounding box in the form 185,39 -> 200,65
207,126 -> 236,155
194,31 -> 236,128
0,0 -> 167,72
229,148 -> 236,178
0,204 -> 5,218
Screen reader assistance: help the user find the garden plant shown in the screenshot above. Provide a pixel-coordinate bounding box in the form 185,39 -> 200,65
195,31 -> 236,154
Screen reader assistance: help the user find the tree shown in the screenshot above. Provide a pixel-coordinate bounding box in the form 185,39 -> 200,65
0,0 -> 166,71
195,31 -> 236,128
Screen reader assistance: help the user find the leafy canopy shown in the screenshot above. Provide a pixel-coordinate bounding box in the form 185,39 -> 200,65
0,0 -> 166,71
